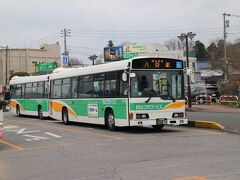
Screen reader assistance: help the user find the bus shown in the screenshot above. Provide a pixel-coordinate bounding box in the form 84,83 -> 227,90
49,57 -> 187,130
9,74 -> 49,119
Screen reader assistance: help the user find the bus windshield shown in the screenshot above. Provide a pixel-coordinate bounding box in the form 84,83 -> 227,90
130,70 -> 184,100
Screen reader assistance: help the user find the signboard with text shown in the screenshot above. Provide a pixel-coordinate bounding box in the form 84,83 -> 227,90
123,44 -> 145,60
38,62 -> 56,73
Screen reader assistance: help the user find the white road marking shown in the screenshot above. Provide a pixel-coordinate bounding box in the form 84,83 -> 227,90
3,125 -> 19,129
23,134 -> 48,141
45,132 -> 61,138
16,128 -> 40,134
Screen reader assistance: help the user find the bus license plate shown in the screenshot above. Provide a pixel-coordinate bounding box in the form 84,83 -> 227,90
156,118 -> 167,125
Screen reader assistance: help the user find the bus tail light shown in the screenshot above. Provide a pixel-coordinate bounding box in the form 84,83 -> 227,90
128,113 -> 133,120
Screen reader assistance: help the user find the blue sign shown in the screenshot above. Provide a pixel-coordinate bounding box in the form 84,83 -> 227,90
62,55 -> 69,65
176,61 -> 183,69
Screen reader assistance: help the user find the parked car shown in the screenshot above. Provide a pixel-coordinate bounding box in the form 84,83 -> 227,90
190,84 -> 220,104
196,93 -> 212,104
205,85 -> 220,103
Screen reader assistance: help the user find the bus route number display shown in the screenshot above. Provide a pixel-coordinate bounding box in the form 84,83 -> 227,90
132,58 -> 183,69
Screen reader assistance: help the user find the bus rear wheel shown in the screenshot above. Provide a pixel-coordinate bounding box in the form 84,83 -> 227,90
62,108 -> 69,125
106,110 -> 116,131
38,106 -> 44,120
16,105 -> 21,117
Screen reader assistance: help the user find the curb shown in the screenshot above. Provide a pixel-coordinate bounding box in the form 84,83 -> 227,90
186,120 -> 225,130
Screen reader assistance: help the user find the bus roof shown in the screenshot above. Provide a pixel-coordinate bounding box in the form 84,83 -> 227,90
9,74 -> 49,85
49,56 -> 183,80
50,59 -> 131,80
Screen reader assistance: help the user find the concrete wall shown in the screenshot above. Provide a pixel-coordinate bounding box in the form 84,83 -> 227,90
0,43 -> 61,85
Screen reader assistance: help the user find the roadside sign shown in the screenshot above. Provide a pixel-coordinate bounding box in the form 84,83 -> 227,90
62,55 -> 69,66
38,62 -> 56,73
48,62 -> 56,72
123,52 -> 139,60
123,44 -> 145,60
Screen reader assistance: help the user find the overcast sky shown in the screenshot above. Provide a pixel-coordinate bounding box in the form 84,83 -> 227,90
1,0 -> 240,64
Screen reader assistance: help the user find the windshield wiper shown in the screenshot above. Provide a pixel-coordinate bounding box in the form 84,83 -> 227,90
145,93 -> 152,103
145,89 -> 157,103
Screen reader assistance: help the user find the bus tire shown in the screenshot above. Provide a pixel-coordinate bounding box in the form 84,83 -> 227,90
152,125 -> 164,130
16,105 -> 21,117
62,107 -> 69,125
38,106 -> 44,120
106,110 -> 116,131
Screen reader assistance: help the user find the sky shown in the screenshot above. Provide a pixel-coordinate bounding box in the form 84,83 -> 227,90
0,0 -> 240,65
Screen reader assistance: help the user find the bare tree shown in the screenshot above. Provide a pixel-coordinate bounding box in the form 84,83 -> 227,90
68,57 -> 84,67
165,38 -> 194,50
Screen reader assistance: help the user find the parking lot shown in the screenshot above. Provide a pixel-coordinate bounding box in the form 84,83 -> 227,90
1,112 -> 240,180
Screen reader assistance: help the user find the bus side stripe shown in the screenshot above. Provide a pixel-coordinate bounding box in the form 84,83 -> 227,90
51,101 -> 77,117
163,101 -> 185,109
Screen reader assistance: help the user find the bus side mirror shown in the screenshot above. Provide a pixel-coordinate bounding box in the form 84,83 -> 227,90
122,73 -> 128,82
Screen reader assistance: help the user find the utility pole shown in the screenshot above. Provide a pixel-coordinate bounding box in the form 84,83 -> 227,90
223,13 -> 240,81
223,13 -> 230,81
61,28 -> 71,67
61,28 -> 71,54
178,32 -> 196,108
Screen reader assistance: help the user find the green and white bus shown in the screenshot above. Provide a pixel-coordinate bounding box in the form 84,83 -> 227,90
9,74 -> 49,119
49,57 -> 187,130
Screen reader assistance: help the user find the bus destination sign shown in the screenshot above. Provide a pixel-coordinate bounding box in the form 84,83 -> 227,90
132,58 -> 183,70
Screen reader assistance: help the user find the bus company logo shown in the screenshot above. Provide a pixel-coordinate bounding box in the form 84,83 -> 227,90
135,104 -> 162,110
103,99 -> 116,105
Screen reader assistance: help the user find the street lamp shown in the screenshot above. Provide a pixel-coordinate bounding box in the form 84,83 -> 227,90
88,54 -> 98,66
178,32 -> 196,108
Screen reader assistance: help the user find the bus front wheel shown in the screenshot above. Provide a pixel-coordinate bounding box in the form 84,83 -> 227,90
106,110 -> 116,131
62,108 -> 69,125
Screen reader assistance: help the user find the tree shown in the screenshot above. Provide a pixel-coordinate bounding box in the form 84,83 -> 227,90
193,40 -> 207,60
164,38 -> 184,50
68,57 -> 84,67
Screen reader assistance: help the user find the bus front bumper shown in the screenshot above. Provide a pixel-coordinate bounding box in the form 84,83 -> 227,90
129,118 -> 188,126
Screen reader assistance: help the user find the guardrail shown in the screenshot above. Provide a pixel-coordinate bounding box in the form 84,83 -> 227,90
219,95 -> 239,106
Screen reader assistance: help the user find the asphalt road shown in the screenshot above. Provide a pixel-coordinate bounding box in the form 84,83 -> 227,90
1,112 -> 240,180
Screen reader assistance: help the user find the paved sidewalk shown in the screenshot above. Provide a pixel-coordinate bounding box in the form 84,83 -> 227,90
187,104 -> 240,113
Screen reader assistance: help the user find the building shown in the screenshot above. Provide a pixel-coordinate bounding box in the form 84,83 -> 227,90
0,43 -> 61,86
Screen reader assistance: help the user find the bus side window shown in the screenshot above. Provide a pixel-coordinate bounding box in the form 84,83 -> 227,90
53,79 -> 61,99
71,77 -> 78,98
10,85 -> 17,99
62,78 -> 71,99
